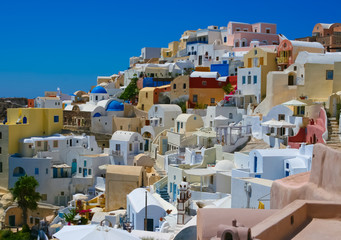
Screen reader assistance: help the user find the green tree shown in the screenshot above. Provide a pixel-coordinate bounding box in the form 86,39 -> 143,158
222,83 -> 234,94
119,75 -> 139,101
10,175 -> 41,228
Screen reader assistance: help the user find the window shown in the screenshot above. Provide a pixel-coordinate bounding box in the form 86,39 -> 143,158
224,36 -> 227,43
266,29 -> 270,33
146,92 -> 148,98
46,168 -> 48,174
193,95 -> 198,103
181,122 -> 183,128
0,147 -> 1,154
326,70 -> 334,80
0,132 -> 2,139
61,191 -> 64,196
242,76 -> 246,84
173,84 -> 176,89
286,162 -> 289,169
53,140 -> 58,148
30,217 -> 33,224
140,142 -> 143,150
54,116 -> 59,123
35,168 -> 39,175
84,160 -> 87,167
248,76 -> 251,84
294,66 -> 297,71
211,98 -> 215,103
129,143 -> 132,151
95,96 -> 98,101
116,144 -> 120,151
89,169 -> 92,175
41,194 -> 47,201
202,81 -> 207,86
253,75 -> 257,84
229,113 -> 233,119
183,83 -> 186,89
79,167 -> 82,173
0,162 -> 2,173
216,57 -> 219,61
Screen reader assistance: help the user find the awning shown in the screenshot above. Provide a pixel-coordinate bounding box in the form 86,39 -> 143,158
261,119 -> 296,128
53,164 -> 71,168
282,100 -> 307,107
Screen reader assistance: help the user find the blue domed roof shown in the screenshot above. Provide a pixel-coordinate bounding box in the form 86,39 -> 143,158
106,100 -> 124,111
91,86 -> 107,94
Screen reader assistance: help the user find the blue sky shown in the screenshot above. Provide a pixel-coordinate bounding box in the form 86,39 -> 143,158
0,0 -> 340,98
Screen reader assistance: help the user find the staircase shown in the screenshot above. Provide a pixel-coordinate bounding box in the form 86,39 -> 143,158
159,185 -> 170,202
327,117 -> 340,144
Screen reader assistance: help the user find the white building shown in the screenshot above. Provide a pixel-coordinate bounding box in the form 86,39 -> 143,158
127,188 -> 165,231
90,99 -> 125,134
232,144 -> 313,180
109,131 -> 145,165
204,106 -> 243,128
35,97 -> 62,109
237,66 -> 262,103
9,134 -> 109,206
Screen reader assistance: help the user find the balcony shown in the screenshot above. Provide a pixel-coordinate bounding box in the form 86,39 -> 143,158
276,57 -> 289,64
112,150 -> 123,156
187,41 -> 208,45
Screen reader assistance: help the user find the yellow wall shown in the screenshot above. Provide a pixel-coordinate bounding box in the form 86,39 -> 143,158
137,88 -> 156,112
161,41 -> 180,58
0,108 -> 62,189
189,88 -> 225,108
295,63 -> 334,102
7,108 -> 63,154
243,47 -> 278,100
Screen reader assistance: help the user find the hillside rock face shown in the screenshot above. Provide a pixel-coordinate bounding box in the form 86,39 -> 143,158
0,98 -> 28,120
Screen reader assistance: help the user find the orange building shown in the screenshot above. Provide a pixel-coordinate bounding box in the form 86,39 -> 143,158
188,71 -> 228,108
136,85 -> 171,112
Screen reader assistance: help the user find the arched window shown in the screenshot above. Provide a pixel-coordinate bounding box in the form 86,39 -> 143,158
13,167 -> 26,177
173,84 -> 176,89
23,116 -> 27,124
183,83 -> 186,89
95,96 -> 98,101
224,36 -> 227,43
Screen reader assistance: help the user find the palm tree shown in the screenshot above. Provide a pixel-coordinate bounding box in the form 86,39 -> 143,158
10,175 -> 41,227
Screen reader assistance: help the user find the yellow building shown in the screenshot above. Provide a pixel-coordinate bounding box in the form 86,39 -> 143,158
0,108 -> 63,189
161,41 -> 180,58
105,165 -> 143,211
255,52 -> 341,115
238,47 -> 278,103
136,85 -> 171,112
179,30 -> 196,50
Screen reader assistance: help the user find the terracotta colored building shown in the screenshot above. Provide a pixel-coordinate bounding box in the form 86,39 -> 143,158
276,39 -> 325,70
296,23 -> 341,52
188,71 -> 229,108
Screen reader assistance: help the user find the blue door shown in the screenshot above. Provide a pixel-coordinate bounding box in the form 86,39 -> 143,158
173,183 -> 177,201
53,168 -> 57,178
83,168 -> 87,177
71,160 -> 77,175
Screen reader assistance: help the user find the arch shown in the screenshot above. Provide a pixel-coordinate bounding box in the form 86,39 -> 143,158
13,167 -> 26,177
93,112 -> 102,118
241,38 -> 248,47
288,72 -> 297,86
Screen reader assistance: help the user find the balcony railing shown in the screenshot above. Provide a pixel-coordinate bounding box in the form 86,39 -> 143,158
276,57 -> 289,64
112,150 -> 122,156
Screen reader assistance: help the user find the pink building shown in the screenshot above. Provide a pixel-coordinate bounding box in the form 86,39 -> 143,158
226,22 -> 279,48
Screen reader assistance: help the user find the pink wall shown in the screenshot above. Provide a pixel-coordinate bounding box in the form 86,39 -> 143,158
288,108 -> 327,148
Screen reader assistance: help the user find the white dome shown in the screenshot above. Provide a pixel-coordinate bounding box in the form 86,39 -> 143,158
214,160 -> 235,171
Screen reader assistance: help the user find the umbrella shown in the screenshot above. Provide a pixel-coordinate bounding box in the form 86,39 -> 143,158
282,100 -> 307,106
53,225 -> 140,240
261,119 -> 296,128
